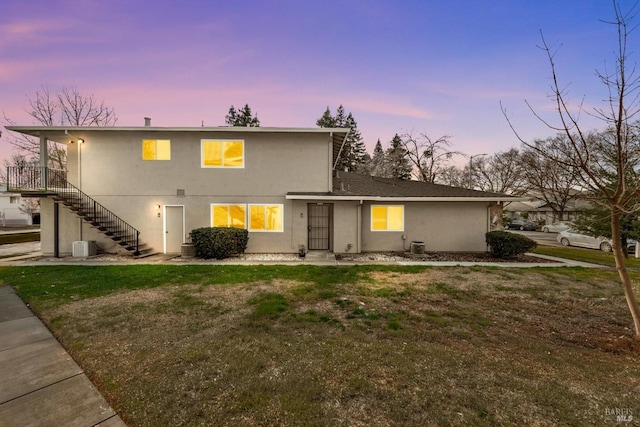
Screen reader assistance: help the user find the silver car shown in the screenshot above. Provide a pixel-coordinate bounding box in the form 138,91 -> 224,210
557,229 -> 613,251
542,221 -> 572,233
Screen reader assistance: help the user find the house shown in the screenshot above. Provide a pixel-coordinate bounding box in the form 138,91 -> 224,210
0,184 -> 39,226
5,124 -> 516,256
504,197 -> 591,224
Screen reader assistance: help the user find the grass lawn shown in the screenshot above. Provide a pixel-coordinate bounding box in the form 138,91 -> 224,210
533,245 -> 640,269
1,264 -> 639,426
0,231 -> 40,245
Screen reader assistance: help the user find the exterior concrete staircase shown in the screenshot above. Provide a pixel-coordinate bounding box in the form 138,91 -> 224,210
7,167 -> 150,256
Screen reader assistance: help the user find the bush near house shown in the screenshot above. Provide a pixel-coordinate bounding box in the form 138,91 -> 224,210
190,227 -> 249,259
486,231 -> 536,259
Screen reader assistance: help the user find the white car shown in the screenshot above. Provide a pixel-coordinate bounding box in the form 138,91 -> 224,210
542,221 -> 572,233
557,229 -> 613,251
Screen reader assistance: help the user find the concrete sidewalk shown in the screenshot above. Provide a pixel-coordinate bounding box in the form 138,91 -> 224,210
0,285 -> 125,427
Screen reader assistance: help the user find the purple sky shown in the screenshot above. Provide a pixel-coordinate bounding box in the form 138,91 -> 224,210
1,0 -> 634,166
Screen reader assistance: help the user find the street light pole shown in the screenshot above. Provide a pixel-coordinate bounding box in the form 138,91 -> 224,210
468,153 -> 487,189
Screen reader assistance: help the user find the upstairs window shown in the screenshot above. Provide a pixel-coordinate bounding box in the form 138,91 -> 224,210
371,205 -> 404,231
249,204 -> 283,232
201,139 -> 244,168
142,139 -> 171,160
211,204 -> 246,228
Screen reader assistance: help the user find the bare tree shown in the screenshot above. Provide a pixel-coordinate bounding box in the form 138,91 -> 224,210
438,165 -> 467,187
503,2 -> 640,339
0,153 -> 38,183
401,131 -> 460,182
2,85 -> 117,171
19,198 -> 40,224
471,148 -> 529,195
519,137 -> 583,220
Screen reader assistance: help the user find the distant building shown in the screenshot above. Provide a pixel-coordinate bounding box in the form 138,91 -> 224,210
0,184 -> 39,226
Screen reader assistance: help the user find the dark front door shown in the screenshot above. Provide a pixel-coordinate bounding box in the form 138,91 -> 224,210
308,203 -> 332,250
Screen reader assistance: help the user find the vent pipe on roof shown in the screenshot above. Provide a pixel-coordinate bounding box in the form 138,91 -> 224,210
144,117 -> 151,127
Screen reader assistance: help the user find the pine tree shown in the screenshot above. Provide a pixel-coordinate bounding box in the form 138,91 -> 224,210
370,139 -> 388,177
386,134 -> 412,180
317,105 -> 369,172
225,104 -> 260,126
316,107 -> 336,127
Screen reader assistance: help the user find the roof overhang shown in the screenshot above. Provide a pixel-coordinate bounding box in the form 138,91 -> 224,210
5,125 -> 350,145
286,194 -> 526,202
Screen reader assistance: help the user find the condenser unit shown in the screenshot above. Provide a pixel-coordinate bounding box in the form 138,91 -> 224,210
72,240 -> 97,257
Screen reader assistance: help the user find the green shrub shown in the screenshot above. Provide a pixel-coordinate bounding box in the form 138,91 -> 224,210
190,227 -> 249,259
486,231 -> 536,259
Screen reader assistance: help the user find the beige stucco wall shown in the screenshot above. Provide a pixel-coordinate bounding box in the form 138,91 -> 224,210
57,130 -> 333,254
361,201 -> 491,252
43,130 -> 493,256
67,131 -> 331,196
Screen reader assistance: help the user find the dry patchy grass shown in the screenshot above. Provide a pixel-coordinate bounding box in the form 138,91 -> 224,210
31,268 -> 640,426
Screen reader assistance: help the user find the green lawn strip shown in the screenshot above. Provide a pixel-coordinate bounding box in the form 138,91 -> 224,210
533,246 -> 640,268
26,265 -> 638,425
0,264 -> 426,311
0,232 -> 40,245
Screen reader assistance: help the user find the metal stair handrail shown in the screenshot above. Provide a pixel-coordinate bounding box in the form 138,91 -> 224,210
7,166 -> 140,254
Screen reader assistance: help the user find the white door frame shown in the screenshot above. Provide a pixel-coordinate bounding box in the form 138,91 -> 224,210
163,205 -> 185,254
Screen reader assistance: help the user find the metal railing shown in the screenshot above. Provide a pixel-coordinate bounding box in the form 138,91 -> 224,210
7,166 -> 140,255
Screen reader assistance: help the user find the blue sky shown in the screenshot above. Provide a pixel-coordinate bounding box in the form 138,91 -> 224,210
1,0 -> 635,165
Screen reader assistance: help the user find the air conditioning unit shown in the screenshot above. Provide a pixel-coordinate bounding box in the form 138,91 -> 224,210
72,240 -> 97,257
410,241 -> 426,255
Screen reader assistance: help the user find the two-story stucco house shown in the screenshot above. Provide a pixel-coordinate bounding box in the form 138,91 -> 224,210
5,124 -> 515,257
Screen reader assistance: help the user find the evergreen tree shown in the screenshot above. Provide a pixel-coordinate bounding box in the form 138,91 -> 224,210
386,134 -> 412,180
316,105 -> 368,172
370,139 -> 388,177
225,104 -> 260,126
316,107 -> 336,128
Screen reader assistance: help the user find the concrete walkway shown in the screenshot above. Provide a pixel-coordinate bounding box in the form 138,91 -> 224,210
0,285 -> 125,427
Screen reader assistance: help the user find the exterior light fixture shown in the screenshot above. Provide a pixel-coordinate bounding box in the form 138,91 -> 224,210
78,139 -> 84,144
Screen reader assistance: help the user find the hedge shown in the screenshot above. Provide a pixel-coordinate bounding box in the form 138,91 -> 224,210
190,227 -> 249,259
486,231 -> 537,259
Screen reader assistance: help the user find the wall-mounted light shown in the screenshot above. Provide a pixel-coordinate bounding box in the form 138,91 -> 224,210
155,204 -> 161,210
78,139 -> 84,144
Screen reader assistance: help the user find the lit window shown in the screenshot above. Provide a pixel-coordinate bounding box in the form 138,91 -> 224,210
201,139 -> 244,168
142,139 -> 171,160
249,204 -> 283,232
371,205 -> 404,231
211,204 -> 246,228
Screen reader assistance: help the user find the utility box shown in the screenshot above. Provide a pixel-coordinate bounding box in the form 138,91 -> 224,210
72,240 -> 97,257
410,241 -> 426,254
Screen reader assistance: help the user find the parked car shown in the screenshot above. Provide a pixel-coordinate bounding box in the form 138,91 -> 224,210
505,219 -> 537,231
557,229 -> 637,253
541,221 -> 573,233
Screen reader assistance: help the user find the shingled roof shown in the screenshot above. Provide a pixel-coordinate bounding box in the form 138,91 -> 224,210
287,171 -> 518,201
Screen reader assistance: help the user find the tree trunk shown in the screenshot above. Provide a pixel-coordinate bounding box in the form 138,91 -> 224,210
611,208 -> 640,339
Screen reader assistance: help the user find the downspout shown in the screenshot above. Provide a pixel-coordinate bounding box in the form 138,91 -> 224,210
357,200 -> 362,253
78,140 -> 83,240
54,202 -> 59,258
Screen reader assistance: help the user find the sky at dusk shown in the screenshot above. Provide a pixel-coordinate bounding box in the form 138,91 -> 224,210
1,0 -> 637,166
